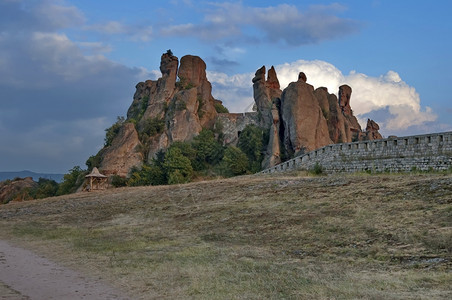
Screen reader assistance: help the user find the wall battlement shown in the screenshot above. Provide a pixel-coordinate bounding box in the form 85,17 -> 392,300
262,131 -> 452,174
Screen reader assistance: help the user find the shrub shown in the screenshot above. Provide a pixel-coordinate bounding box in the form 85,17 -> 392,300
214,102 -> 229,113
34,178 -> 59,199
86,153 -> 102,171
310,162 -> 324,175
128,164 -> 166,187
111,175 -> 128,187
104,116 -> 125,147
222,147 -> 249,176
141,117 -> 165,137
192,129 -> 224,170
238,124 -> 265,173
57,166 -> 86,195
163,147 -> 193,184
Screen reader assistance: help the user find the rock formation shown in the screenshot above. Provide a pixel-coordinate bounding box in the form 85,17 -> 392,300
99,122 -> 143,177
280,76 -> 332,156
0,177 -> 38,204
100,52 -> 220,175
95,52 -> 383,177
365,119 -> 383,140
252,66 -> 283,167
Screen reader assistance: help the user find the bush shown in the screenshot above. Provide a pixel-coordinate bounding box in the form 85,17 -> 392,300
214,102 -> 229,113
34,178 -> 59,199
57,166 -> 86,195
104,116 -> 125,147
192,129 -> 224,170
141,117 -> 165,137
163,147 -> 193,184
128,164 -> 166,187
238,124 -> 265,173
310,162 -> 324,175
86,153 -> 102,171
111,175 -> 128,187
222,147 -> 249,176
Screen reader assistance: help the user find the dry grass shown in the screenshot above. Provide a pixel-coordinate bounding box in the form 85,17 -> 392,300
1,172 -> 451,299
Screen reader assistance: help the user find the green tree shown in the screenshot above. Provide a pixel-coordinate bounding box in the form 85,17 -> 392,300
86,153 -> 102,171
128,163 -> 166,187
192,129 -> 224,170
57,166 -> 86,195
34,178 -> 59,199
163,147 -> 193,184
222,147 -> 249,176
238,124 -> 265,172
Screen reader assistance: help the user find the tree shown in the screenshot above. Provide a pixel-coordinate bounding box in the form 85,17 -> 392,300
163,147 -> 193,184
57,166 -> 86,195
238,124 -> 265,172
128,163 -> 166,186
192,129 -> 224,170
222,147 -> 249,176
34,178 -> 59,199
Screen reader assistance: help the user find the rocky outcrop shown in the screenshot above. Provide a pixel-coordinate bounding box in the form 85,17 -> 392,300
365,119 -> 383,140
252,66 -> 283,168
99,123 -> 143,177
281,77 -> 332,156
95,52 -> 383,178
0,177 -> 37,204
101,53 -> 222,176
252,66 -> 282,128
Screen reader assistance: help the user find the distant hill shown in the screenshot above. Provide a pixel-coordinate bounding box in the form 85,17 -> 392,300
0,171 -> 64,183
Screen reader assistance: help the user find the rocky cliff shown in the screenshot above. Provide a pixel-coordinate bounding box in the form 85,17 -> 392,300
97,52 -> 382,176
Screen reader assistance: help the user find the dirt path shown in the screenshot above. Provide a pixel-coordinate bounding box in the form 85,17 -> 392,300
0,240 -> 129,300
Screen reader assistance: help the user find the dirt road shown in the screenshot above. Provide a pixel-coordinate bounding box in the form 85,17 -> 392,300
0,240 -> 129,300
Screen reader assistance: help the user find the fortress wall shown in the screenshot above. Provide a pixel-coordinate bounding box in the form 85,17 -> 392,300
262,131 -> 452,174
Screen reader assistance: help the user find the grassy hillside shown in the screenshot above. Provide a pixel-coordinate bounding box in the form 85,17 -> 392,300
0,172 -> 451,299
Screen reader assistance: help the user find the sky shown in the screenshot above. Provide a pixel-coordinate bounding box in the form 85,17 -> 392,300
0,0 -> 451,174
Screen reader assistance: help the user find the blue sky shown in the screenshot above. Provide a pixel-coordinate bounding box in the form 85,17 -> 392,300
0,0 -> 451,173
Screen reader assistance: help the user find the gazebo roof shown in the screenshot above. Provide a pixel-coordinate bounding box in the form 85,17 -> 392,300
85,167 -> 107,178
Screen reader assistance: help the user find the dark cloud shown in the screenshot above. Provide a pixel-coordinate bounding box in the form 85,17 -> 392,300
0,0 -> 149,173
209,57 -> 239,69
159,3 -> 360,46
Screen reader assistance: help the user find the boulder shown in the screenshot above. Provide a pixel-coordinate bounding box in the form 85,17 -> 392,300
0,177 -> 38,204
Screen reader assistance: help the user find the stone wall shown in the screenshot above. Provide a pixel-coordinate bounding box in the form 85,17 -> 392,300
262,131 -> 452,174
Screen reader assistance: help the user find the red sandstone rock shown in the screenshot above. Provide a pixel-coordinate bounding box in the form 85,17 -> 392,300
100,123 -> 143,177
281,80 -> 332,155
365,119 -> 383,140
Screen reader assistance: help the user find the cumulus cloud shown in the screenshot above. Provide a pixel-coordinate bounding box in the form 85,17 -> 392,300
160,2 -> 360,46
207,71 -> 254,112
207,59 -> 437,136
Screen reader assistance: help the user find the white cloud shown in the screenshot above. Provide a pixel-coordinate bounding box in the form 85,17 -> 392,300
160,3 -> 360,45
206,59 -> 437,135
207,71 -> 254,112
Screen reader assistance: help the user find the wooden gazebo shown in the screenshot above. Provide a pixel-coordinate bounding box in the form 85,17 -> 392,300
85,167 -> 107,191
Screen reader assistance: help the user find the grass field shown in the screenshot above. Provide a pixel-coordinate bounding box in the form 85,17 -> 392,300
0,172 -> 451,299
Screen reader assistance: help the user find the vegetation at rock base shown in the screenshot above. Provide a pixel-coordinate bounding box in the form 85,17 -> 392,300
104,116 -> 125,147
214,101 -> 229,113
1,173 -> 450,299
56,166 -> 87,196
